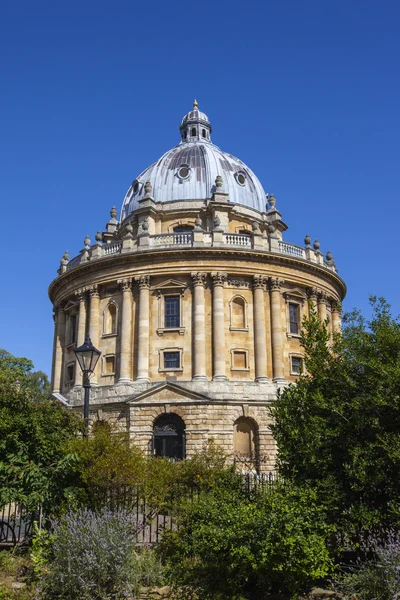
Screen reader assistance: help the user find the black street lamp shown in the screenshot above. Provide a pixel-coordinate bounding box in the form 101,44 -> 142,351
74,335 -> 101,437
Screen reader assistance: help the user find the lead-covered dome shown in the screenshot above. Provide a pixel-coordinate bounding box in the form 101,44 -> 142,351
121,101 -> 267,220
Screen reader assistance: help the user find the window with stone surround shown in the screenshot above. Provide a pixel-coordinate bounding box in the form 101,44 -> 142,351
65,363 -> 75,384
290,355 -> 303,375
230,348 -> 250,371
229,295 -> 248,331
155,280 -> 187,335
159,348 -> 183,372
102,355 -> 116,376
66,313 -> 77,346
284,290 -> 306,338
289,303 -> 300,335
164,296 -> 180,328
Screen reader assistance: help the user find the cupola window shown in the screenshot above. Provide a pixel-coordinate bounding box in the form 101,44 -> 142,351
235,172 -> 246,186
133,180 -> 140,194
177,165 -> 190,180
191,127 -> 196,136
202,128 -> 206,137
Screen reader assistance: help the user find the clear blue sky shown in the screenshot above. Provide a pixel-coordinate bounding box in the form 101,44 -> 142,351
1,0 -> 400,375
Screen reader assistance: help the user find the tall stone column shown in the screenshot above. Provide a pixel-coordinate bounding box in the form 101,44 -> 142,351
317,291 -> 327,325
331,301 -> 342,334
191,272 -> 208,381
75,288 -> 87,386
211,272 -> 227,381
269,277 -> 285,383
117,278 -> 133,384
88,285 -> 101,385
307,287 -> 318,313
135,275 -> 150,382
52,304 -> 65,393
253,275 -> 269,382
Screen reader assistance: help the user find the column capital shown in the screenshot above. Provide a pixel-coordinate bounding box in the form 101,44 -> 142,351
88,284 -> 100,298
135,275 -> 150,290
75,288 -> 87,302
211,272 -> 227,287
268,277 -> 284,292
118,277 -> 132,292
330,299 -> 342,313
306,286 -> 318,301
318,290 -> 327,304
191,272 -> 207,287
253,275 -> 267,290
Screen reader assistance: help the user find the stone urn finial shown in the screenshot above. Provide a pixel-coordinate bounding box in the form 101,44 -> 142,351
95,230 -> 102,242
141,217 -> 149,232
252,220 -> 260,233
326,250 -> 333,262
213,214 -> 221,230
110,206 -> 117,220
63,250 -> 70,262
84,235 -> 91,249
195,215 -> 202,230
269,194 -> 276,209
215,175 -> 223,189
268,223 -> 276,235
144,180 -> 152,196
304,233 -> 311,247
313,239 -> 320,251
126,222 -> 133,234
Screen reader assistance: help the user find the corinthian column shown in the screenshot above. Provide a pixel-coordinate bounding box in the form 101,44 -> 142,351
331,301 -> 342,334
75,288 -> 87,386
253,276 -> 269,382
211,272 -> 227,381
117,278 -> 133,384
88,285 -> 100,385
191,272 -> 207,381
317,291 -> 327,325
269,278 -> 285,384
52,304 -> 65,393
135,275 -> 150,382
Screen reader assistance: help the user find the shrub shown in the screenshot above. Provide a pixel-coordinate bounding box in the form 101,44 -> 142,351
158,481 -> 334,599
39,507 -> 163,599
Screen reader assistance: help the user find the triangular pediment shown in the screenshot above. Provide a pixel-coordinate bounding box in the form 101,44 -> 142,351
152,278 -> 187,291
64,299 -> 78,311
127,382 -> 211,404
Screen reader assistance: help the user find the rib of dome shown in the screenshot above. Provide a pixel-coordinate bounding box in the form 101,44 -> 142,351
121,142 -> 267,220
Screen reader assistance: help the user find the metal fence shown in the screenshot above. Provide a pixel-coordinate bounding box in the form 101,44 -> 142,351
0,473 -> 278,547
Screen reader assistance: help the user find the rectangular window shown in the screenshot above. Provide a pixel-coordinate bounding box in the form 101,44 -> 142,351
164,351 -> 180,370
66,364 -> 75,383
291,356 -> 303,374
164,296 -> 180,328
69,314 -> 77,344
289,303 -> 299,335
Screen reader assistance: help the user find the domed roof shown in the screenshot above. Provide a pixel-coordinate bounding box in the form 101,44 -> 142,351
121,101 -> 267,220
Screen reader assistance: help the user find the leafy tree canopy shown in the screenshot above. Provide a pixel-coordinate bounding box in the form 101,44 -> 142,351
270,297 -> 400,536
0,349 -> 81,510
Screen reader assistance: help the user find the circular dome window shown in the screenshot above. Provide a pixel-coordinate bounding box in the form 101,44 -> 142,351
177,165 -> 190,180
235,172 -> 246,186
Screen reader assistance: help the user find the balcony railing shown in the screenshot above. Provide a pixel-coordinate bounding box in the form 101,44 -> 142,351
278,241 -> 305,259
224,233 -> 252,247
152,233 -> 193,246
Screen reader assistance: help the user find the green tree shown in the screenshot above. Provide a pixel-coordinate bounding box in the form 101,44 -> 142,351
0,349 -> 81,510
270,298 -> 400,535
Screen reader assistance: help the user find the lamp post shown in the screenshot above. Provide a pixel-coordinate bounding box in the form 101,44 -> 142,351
74,334 -> 101,438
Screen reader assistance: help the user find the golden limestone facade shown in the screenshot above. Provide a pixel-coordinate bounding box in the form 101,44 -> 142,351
49,103 -> 346,472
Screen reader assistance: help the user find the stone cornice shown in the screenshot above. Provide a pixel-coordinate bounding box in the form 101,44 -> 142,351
49,247 -> 346,303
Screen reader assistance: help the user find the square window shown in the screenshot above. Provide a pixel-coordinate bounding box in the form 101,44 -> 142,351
291,356 -> 302,374
233,351 -> 247,369
164,296 -> 180,328
164,351 -> 180,370
289,303 -> 300,335
104,356 -> 115,374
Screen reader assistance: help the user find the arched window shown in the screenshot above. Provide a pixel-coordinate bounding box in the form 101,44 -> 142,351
153,413 -> 185,459
233,417 -> 258,468
173,225 -> 194,233
104,302 -> 117,335
191,127 -> 196,136
230,296 -> 247,330
202,128 -> 206,137
238,229 -> 252,237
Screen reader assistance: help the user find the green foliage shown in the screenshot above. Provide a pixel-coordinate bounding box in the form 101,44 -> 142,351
0,349 -> 81,511
158,479 -> 334,599
270,299 -> 400,535
39,507 -> 164,600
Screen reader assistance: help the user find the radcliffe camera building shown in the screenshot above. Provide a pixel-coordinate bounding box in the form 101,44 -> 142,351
49,101 -> 346,472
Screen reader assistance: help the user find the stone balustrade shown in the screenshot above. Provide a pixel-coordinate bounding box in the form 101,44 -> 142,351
62,231 -> 337,275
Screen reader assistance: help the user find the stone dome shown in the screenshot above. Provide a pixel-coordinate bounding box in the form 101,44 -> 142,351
121,101 -> 267,220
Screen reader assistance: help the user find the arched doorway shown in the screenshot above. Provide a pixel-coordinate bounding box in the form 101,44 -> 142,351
153,413 -> 186,459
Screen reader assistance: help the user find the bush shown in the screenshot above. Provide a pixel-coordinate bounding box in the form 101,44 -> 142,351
158,480 -> 334,599
332,529 -> 400,600
39,507 -> 163,599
